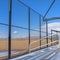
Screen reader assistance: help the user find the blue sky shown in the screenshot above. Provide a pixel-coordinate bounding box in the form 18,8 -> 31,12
0,0 -> 60,38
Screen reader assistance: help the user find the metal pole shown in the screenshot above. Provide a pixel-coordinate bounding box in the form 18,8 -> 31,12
44,17 -> 60,21
39,15 -> 41,49
28,7 -> 30,52
8,0 -> 12,59
46,21 -> 48,47
51,30 -> 53,46
43,0 -> 55,18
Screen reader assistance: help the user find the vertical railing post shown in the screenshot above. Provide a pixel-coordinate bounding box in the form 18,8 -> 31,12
28,7 -> 30,52
46,21 -> 48,47
51,30 -> 53,46
8,0 -> 12,59
39,15 -> 41,49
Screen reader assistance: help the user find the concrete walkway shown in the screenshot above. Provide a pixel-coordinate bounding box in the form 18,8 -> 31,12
11,46 -> 57,60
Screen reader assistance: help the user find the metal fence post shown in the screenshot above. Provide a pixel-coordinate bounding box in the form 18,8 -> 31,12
39,15 -> 41,49
28,7 -> 30,52
8,0 -> 12,59
46,21 -> 48,47
51,30 -> 53,46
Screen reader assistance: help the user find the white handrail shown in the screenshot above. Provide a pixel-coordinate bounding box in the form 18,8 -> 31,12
30,33 -> 56,45
29,33 -> 58,52
30,40 -> 58,51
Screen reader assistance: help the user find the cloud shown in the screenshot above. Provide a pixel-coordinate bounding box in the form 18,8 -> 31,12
12,22 -> 60,38
13,31 -> 18,34
41,22 -> 60,33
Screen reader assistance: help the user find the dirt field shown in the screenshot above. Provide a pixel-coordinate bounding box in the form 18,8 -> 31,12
0,38 -> 58,59
0,38 -> 58,51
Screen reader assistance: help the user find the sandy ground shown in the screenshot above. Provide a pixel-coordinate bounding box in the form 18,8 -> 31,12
0,38 -> 58,59
0,38 -> 58,50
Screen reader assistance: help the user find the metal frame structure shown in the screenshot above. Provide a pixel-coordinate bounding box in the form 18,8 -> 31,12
44,16 -> 60,47
43,0 -> 55,47
51,29 -> 60,46
17,0 -> 43,51
6,0 -> 43,59
44,17 -> 60,21
0,0 -> 59,59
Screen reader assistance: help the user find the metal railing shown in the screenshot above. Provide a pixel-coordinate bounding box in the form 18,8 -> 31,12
0,0 -> 58,59
29,33 -> 59,52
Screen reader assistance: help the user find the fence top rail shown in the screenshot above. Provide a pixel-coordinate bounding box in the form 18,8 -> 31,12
44,17 -> 60,21
17,0 -> 43,17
